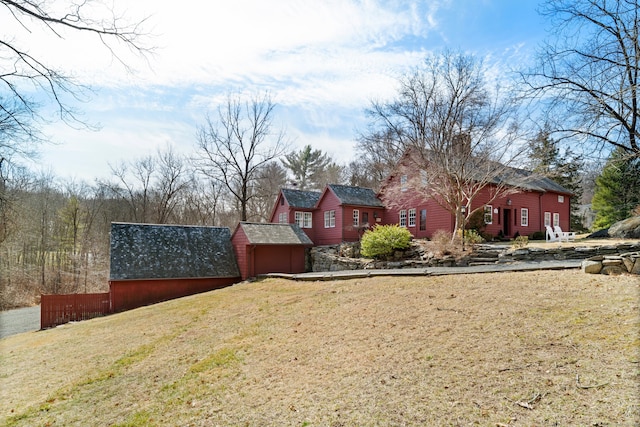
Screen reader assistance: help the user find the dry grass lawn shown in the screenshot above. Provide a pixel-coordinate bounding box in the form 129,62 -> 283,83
1,270 -> 638,426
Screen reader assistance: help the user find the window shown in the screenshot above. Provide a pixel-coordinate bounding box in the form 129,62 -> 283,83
521,208 -> 529,227
400,175 -> 408,191
484,205 -> 493,224
324,210 -> 335,228
420,170 -> 428,186
399,210 -> 407,227
362,212 -> 369,225
420,209 -> 427,231
408,208 -> 416,227
353,209 -> 359,227
544,212 -> 551,227
553,213 -> 560,227
303,212 -> 312,228
278,212 -> 287,223
558,195 -> 565,203
295,211 -> 304,227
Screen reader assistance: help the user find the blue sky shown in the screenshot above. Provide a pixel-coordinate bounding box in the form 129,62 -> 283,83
28,0 -> 548,182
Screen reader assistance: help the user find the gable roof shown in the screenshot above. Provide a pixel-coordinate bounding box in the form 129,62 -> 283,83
495,167 -> 574,195
235,222 -> 313,245
380,148 -> 574,196
281,188 -> 321,209
109,222 -> 240,280
327,184 -> 385,207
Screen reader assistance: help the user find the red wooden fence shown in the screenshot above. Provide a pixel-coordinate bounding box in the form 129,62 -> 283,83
41,293 -> 112,329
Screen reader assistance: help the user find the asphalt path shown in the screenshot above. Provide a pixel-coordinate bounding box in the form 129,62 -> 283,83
0,305 -> 40,339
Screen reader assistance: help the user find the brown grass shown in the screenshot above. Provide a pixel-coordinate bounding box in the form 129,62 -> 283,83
1,270 -> 639,426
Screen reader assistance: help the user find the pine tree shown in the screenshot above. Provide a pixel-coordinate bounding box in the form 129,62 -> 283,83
281,145 -> 335,191
528,130 -> 584,230
592,148 -> 640,229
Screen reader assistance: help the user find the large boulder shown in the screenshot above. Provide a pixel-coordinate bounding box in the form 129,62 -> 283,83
608,216 -> 640,239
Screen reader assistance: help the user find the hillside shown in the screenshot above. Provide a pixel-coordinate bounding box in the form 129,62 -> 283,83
1,271 -> 638,426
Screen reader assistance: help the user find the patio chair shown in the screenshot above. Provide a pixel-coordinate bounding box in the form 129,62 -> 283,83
554,226 -> 576,242
545,225 -> 559,242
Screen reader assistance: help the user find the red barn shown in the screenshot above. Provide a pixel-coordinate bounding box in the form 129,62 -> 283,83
231,222 -> 313,280
109,223 -> 241,311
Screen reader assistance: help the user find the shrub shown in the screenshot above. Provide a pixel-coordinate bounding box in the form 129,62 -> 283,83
360,224 -> 412,259
528,231 -> 545,241
512,235 -> 529,249
464,229 -> 484,245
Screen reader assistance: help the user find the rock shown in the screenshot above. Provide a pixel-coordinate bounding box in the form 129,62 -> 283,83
587,228 -> 609,238
601,265 -> 626,275
608,215 -> 640,239
582,259 -> 603,274
622,257 -> 635,272
632,259 -> 640,275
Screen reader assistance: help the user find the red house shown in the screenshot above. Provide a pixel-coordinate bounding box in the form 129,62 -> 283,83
314,184 -> 385,245
231,222 -> 313,280
270,188 -> 321,243
377,151 -> 574,239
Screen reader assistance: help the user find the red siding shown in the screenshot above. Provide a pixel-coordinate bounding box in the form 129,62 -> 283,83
379,167 -> 572,239
109,277 -> 238,312
315,190 -> 344,245
231,227 -> 251,280
269,193 -> 289,223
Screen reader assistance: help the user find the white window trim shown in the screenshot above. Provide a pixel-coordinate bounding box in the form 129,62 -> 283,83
295,211 -> 304,227
324,210 -> 335,228
399,209 -> 407,227
353,209 -> 359,227
400,175 -> 408,192
520,208 -> 529,227
303,212 -> 312,228
544,212 -> 551,227
484,205 -> 493,225
558,195 -> 565,203
278,212 -> 287,224
553,213 -> 560,227
408,208 -> 416,227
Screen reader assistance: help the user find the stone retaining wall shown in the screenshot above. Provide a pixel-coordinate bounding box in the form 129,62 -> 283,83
581,252 -> 640,275
310,241 -> 640,273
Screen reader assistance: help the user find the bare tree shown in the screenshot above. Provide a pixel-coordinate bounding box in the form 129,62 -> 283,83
367,51 -> 525,239
0,0 -> 151,164
521,0 -> 640,158
195,92 -> 288,222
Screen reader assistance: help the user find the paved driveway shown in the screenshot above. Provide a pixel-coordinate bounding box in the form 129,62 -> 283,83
0,306 -> 40,339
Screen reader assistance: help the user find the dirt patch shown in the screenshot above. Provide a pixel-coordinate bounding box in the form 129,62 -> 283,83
1,270 -> 638,426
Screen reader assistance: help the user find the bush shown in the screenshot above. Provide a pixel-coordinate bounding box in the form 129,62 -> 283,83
464,229 -> 484,245
360,224 -> 412,259
512,235 -> 529,249
528,231 -> 545,241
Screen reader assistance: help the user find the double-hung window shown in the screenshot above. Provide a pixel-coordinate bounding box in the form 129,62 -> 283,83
303,212 -> 312,228
400,175 -> 408,191
278,212 -> 287,223
420,209 -> 427,231
353,209 -> 359,227
324,210 -> 335,228
553,213 -> 560,227
408,208 -> 416,227
520,208 -> 529,227
484,205 -> 493,225
544,212 -> 551,227
399,210 -> 407,227
295,211 -> 304,227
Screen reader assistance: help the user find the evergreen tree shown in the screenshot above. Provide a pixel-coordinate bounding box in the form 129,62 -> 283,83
528,130 -> 584,230
592,148 -> 640,229
281,145 -> 335,191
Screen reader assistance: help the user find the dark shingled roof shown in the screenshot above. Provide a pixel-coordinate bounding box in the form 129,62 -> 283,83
493,167 -> 574,195
281,188 -> 321,209
237,222 -> 313,245
328,184 -> 385,207
109,223 -> 240,280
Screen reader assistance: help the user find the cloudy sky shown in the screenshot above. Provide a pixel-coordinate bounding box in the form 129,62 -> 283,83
19,0 -> 548,181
